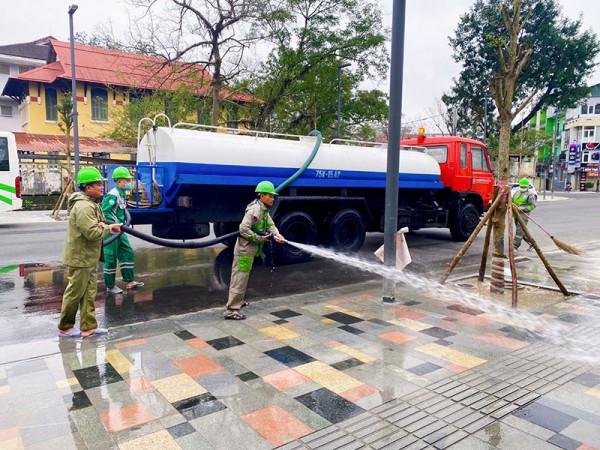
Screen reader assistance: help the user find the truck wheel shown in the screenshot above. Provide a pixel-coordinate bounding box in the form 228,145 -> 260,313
449,203 -> 480,241
329,209 -> 366,252
214,222 -> 238,247
274,211 -> 318,263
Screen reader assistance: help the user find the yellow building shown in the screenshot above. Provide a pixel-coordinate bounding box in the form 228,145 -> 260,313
2,39 -> 256,137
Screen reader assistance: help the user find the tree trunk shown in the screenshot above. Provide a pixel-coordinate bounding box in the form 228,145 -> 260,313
66,132 -> 71,180
211,83 -> 220,127
490,114 -> 512,294
211,45 -> 222,127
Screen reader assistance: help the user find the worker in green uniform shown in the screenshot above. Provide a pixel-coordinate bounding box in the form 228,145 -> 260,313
224,181 -> 285,320
102,166 -> 144,294
512,177 -> 536,251
58,167 -> 122,338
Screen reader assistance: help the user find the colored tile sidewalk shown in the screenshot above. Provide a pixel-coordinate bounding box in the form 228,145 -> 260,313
1,253 -> 600,449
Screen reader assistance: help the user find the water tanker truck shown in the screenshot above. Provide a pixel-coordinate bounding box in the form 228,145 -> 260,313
112,116 -> 494,262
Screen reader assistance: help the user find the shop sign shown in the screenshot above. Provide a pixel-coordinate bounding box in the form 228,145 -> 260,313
580,171 -> 587,191
568,143 -> 581,173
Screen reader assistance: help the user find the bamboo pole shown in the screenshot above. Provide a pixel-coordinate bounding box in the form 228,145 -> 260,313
52,177 -> 73,219
478,187 -> 498,281
507,199 -> 518,308
439,186 -> 509,284
512,203 -> 570,296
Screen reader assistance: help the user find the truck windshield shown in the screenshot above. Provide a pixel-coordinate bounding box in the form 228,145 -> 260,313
424,145 -> 448,164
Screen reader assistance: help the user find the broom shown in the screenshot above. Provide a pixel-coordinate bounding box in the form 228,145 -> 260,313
517,207 -> 582,255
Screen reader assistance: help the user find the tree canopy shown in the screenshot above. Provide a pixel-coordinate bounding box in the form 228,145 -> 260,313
127,0 -> 275,126
445,0 -> 599,139
445,0 -> 600,293
81,0 -> 390,139
246,0 -> 389,138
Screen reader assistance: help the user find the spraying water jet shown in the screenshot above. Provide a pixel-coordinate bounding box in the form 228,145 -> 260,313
285,240 -> 600,364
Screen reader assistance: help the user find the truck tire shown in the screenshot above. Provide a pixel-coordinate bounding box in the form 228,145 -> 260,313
214,222 -> 238,247
274,211 -> 318,263
449,203 -> 480,241
329,209 -> 366,252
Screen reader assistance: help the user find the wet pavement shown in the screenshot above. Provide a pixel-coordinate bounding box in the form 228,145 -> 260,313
0,245 -> 375,347
1,239 -> 600,449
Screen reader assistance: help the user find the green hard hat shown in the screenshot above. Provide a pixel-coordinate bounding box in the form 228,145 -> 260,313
255,180 -> 278,195
519,178 -> 530,188
112,166 -> 133,180
77,167 -> 105,185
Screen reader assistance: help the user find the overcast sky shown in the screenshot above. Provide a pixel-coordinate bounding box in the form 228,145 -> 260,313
2,0 -> 599,122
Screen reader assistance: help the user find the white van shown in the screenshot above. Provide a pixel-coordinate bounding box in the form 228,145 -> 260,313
0,131 -> 23,212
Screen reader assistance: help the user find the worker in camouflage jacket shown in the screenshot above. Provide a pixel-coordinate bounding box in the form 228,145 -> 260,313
225,181 -> 285,320
512,177 -> 537,251
101,166 -> 144,294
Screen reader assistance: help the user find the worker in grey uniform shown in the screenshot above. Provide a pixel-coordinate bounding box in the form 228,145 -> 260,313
512,177 -> 536,251
224,181 -> 285,320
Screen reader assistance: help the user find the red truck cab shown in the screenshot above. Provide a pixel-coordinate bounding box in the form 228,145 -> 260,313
401,134 -> 494,209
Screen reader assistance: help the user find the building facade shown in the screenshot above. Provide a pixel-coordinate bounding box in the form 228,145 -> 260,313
0,37 -> 50,132
2,38 -> 256,138
561,84 -> 600,191
529,84 -> 600,192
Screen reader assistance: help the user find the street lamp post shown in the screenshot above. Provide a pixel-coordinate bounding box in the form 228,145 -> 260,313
483,94 -> 489,146
448,107 -> 458,135
68,4 -> 80,179
596,152 -> 600,192
336,62 -> 351,140
550,116 -> 558,199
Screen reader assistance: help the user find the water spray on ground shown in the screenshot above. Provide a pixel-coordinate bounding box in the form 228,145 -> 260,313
287,241 -> 600,364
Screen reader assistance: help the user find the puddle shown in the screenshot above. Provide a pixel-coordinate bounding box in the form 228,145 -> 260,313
0,245 -> 375,345
451,277 -> 566,309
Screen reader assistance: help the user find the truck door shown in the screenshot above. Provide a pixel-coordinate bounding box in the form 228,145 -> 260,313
470,144 -> 494,206
453,142 -> 472,191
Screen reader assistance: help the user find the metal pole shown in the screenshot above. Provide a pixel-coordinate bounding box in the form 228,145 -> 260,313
596,145 -> 600,192
551,115 -> 558,199
336,63 -> 350,140
484,95 -> 488,146
452,107 -> 458,136
69,5 -> 80,179
382,0 -> 406,303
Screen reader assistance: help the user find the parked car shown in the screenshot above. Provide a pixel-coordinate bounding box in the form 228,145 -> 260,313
510,182 -> 538,201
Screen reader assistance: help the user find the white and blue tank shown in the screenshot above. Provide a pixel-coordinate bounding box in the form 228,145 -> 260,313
137,125 -> 443,194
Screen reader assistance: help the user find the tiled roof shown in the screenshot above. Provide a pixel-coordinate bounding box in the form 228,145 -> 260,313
49,39 -> 212,91
0,36 -> 53,61
11,61 -> 64,84
3,39 -> 258,103
14,132 -> 135,154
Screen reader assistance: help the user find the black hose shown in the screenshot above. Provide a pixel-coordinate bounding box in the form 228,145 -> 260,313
103,209 -> 132,246
104,208 -> 275,249
102,204 -> 242,248
121,225 -> 241,248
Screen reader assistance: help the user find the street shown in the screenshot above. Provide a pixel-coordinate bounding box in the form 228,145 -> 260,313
1,192 -> 599,346
2,192 -> 600,267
